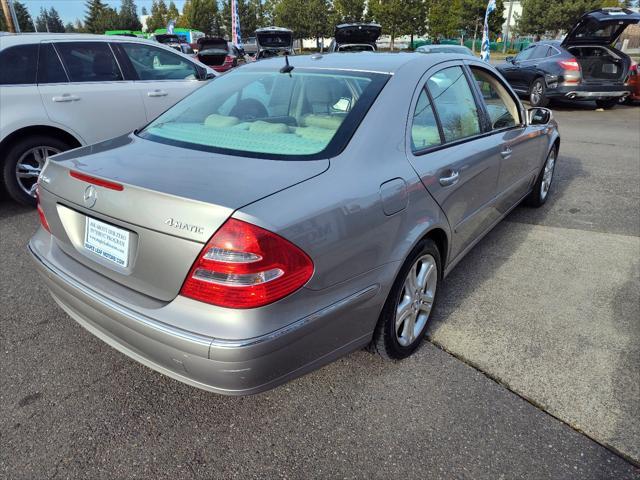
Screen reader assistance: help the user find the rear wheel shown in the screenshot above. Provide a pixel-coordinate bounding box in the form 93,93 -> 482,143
595,98 -> 618,109
529,78 -> 549,107
371,239 -> 441,360
2,135 -> 70,206
525,146 -> 557,208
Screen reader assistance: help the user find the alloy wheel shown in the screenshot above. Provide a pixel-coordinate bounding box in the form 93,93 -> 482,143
531,81 -> 543,106
395,254 -> 438,347
15,146 -> 60,198
540,149 -> 556,200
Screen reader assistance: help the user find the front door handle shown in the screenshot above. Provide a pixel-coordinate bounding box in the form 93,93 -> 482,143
52,94 -> 80,102
439,170 -> 460,187
501,147 -> 512,159
147,90 -> 168,97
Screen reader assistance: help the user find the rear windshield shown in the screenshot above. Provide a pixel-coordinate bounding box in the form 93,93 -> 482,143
139,69 -> 389,159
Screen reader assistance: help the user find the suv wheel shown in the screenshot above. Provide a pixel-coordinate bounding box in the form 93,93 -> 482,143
2,135 -> 70,206
371,238 -> 441,360
595,98 -> 618,109
529,79 -> 549,107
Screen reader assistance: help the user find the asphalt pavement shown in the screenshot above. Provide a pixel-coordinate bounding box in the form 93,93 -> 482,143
1,103 -> 639,479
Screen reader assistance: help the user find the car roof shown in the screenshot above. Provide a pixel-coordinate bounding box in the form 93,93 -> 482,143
0,32 -> 160,48
242,52 -> 466,75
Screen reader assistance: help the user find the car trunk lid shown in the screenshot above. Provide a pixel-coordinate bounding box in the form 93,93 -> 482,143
561,8 -> 640,47
256,28 -> 293,50
197,38 -> 229,66
334,23 -> 381,47
39,134 -> 329,301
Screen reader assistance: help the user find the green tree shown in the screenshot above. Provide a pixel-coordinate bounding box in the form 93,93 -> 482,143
9,1 -> 36,32
141,6 -> 148,15
460,0 -> 505,51
119,0 -> 142,30
221,0 -> 268,40
0,10 -> 6,31
180,0 -> 219,34
519,0 -> 602,35
146,0 -> 169,32
369,0 -> 414,49
64,21 -> 76,32
405,0 -> 428,48
85,0 -> 106,33
333,0 -> 366,23
36,7 -> 65,32
167,1 -> 180,22
428,0 -> 463,40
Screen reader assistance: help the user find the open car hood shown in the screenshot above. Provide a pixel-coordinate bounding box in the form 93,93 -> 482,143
256,27 -> 293,49
334,23 -> 381,46
197,37 -> 228,51
561,8 -> 640,47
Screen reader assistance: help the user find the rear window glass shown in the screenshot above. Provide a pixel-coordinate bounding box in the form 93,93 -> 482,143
0,44 -> 38,85
139,69 -> 388,159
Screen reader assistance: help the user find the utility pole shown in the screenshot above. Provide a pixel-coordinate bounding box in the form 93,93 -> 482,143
1,0 -> 17,32
503,0 -> 514,53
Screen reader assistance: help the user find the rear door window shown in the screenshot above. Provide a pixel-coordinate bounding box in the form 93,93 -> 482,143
38,43 -> 68,84
0,44 -> 38,85
55,42 -> 123,82
120,43 -> 198,80
426,66 -> 481,143
515,46 -> 535,62
411,89 -> 441,152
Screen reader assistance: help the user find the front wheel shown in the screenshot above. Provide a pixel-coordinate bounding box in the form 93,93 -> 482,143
525,146 -> 557,208
2,135 -> 70,206
370,239 -> 441,360
595,98 -> 618,109
529,79 -> 549,107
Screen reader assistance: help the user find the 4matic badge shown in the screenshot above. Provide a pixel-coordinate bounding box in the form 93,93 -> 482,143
164,218 -> 205,235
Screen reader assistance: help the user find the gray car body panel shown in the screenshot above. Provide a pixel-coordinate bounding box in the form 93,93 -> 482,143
30,52 -> 559,394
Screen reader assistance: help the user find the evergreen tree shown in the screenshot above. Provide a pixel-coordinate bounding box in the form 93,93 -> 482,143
64,22 -> 76,32
36,7 -> 65,32
119,0 -> 142,30
167,1 -> 180,22
141,6 -> 148,15
11,1 -> 36,32
221,0 -> 268,40
180,0 -> 219,35
85,0 -> 106,33
146,0 -> 169,32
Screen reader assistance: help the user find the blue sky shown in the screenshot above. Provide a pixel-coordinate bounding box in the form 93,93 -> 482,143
21,0 -> 187,24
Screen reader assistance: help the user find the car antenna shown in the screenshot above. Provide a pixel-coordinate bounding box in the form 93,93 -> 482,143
280,54 -> 294,75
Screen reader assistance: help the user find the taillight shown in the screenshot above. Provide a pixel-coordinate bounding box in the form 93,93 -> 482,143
224,55 -> 233,64
180,218 -> 314,309
630,63 -> 638,76
558,59 -> 580,71
35,186 -> 50,233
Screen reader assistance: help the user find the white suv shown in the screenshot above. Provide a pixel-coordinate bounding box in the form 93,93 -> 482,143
0,33 -> 216,205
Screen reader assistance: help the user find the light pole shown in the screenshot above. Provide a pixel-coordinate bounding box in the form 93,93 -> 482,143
503,0 -> 514,53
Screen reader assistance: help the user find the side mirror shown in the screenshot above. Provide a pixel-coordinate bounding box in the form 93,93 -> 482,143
205,72 -> 216,80
505,56 -> 514,63
527,107 -> 552,125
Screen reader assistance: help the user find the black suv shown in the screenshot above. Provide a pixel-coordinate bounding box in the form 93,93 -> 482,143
496,8 -> 640,109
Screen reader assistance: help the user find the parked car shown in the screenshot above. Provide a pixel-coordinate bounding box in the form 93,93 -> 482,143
255,27 -> 293,59
30,52 -> 559,395
496,8 -> 640,108
621,61 -> 639,104
151,33 -> 194,55
416,44 -> 475,57
0,33 -> 216,205
243,36 -> 258,58
328,23 -> 381,52
196,37 -> 246,72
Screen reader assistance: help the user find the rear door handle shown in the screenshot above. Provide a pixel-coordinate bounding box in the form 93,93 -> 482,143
52,94 -> 80,102
501,147 -> 512,159
147,90 -> 168,97
439,170 -> 460,187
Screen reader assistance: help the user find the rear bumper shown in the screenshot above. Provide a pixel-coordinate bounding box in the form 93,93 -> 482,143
546,83 -> 631,100
29,236 -> 377,395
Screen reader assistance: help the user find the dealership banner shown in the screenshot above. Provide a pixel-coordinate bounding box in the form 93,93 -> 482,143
231,0 -> 243,47
481,0 -> 496,62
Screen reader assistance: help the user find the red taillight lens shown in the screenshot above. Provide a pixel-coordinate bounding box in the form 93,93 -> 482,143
559,59 -> 580,71
35,186 -> 50,233
224,55 -> 233,64
69,170 -> 123,191
630,63 -> 638,76
180,218 -> 314,309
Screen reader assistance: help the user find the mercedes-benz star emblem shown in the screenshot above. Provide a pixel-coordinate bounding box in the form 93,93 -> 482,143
83,185 -> 97,208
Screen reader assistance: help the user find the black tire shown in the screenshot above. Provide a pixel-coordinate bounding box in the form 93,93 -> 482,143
2,134 -> 71,206
525,145 -> 557,208
595,98 -> 618,109
370,238 -> 441,360
529,78 -> 549,107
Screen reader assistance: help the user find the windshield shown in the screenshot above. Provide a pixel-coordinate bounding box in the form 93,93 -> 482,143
139,69 -> 389,159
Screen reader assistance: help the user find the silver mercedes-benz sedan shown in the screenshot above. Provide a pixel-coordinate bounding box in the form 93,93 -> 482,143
30,53 -> 559,395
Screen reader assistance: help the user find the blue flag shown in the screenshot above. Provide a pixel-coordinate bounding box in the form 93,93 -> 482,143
481,0 -> 496,62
